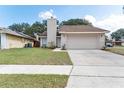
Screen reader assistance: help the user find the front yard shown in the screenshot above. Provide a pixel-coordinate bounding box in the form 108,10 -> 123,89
105,46 -> 124,55
0,74 -> 68,88
0,48 -> 72,65
0,48 -> 71,88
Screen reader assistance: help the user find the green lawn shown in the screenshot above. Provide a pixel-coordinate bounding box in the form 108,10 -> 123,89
0,74 -> 68,88
105,46 -> 124,55
0,48 -> 72,65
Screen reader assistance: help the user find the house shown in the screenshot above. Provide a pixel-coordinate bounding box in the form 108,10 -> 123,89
0,28 -> 37,49
121,38 -> 124,46
112,37 -> 124,46
39,18 -> 61,48
59,25 -> 109,49
40,18 -> 109,49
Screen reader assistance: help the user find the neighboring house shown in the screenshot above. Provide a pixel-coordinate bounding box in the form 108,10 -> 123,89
121,38 -> 124,46
112,38 -> 124,46
40,18 -> 109,49
0,28 -> 37,49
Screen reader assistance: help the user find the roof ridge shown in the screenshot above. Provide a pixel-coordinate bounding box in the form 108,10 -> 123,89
59,25 -> 109,33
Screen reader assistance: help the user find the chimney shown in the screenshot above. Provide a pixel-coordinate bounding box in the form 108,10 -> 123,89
47,17 -> 57,47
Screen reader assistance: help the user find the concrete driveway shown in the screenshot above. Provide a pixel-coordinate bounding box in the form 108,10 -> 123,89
67,50 -> 124,88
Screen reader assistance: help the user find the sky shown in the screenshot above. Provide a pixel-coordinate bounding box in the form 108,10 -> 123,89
0,5 -> 124,33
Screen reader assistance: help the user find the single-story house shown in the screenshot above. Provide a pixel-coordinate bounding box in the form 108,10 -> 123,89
0,28 -> 37,49
121,38 -> 124,46
112,38 -> 124,46
40,18 -> 109,49
59,25 -> 109,49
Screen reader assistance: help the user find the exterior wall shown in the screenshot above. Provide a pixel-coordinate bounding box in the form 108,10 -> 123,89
0,33 -> 7,49
61,34 -> 67,49
40,36 -> 61,48
6,34 -> 34,49
40,37 -> 42,47
97,33 -> 105,48
61,33 -> 105,49
56,37 -> 61,47
40,37 -> 47,47
47,18 -> 57,47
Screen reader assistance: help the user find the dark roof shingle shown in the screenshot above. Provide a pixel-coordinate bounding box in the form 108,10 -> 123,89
59,25 -> 109,33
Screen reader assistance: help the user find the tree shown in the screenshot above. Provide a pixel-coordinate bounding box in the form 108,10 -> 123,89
21,23 -> 30,31
8,23 -> 30,32
60,19 -> 92,26
111,29 -> 124,41
8,21 -> 46,37
24,21 -> 46,36
42,20 -> 47,26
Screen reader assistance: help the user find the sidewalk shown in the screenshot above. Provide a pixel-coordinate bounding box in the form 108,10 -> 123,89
0,65 -> 72,75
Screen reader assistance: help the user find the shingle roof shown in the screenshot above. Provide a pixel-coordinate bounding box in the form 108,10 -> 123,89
40,31 -> 47,36
0,27 -> 37,41
59,25 -> 109,33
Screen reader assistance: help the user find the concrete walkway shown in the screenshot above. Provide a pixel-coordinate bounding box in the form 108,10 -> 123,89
67,50 -> 124,88
0,65 -> 72,75
53,48 -> 67,52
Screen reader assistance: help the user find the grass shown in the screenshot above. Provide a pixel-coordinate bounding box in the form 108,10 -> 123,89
0,74 -> 68,88
105,46 -> 124,55
0,48 -> 72,65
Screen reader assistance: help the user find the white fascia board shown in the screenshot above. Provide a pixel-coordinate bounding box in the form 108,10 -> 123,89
59,32 -> 106,34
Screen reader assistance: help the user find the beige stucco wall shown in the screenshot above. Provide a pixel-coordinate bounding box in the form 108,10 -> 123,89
61,33 -> 105,49
61,34 -> 67,48
97,33 -> 105,49
6,34 -> 34,48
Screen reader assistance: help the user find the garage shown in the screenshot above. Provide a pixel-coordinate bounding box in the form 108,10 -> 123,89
66,34 -> 98,49
59,25 -> 109,50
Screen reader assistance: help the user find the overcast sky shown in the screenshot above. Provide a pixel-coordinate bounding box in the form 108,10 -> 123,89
0,5 -> 123,33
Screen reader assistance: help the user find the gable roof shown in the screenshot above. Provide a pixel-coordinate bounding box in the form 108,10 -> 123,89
59,25 -> 109,33
0,27 -> 37,41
